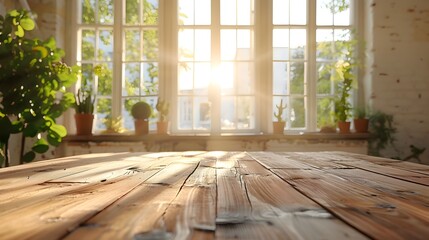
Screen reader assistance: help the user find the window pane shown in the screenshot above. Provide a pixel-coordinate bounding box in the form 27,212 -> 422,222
334,0 -> 350,26
143,30 -> 158,60
98,30 -> 113,61
123,63 -> 140,96
179,29 -> 194,60
273,62 -> 288,95
178,96 -> 193,129
290,98 -> 305,128
194,63 -> 211,94
273,0 -> 290,25
237,96 -> 255,129
82,0 -> 96,24
221,97 -> 235,129
142,62 -> 159,95
81,63 -> 94,88
334,29 -> 351,58
143,0 -> 159,25
236,62 -> 254,95
81,30 -> 95,60
125,30 -> 140,61
221,0 -> 237,25
290,29 -> 306,60
237,30 -> 252,60
290,0 -> 306,25
98,0 -> 114,24
194,97 -> 211,130
316,29 -> 334,61
195,0 -> 211,25
178,97 -> 211,130
237,0 -> 252,25
179,0 -> 210,25
317,63 -> 334,95
97,63 -> 113,96
218,62 -> 234,95
95,98 -> 112,131
126,0 -> 139,24
123,98 -> 138,130
178,63 -> 194,94
194,30 -> 211,61
290,62 -> 305,95
221,30 -> 237,60
273,29 -> 289,60
317,0 -> 333,26
179,0 -> 195,25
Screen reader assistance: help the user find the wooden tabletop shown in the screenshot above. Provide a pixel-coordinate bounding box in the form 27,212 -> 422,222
0,151 -> 428,240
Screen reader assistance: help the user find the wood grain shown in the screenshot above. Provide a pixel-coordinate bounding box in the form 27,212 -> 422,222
0,151 -> 428,240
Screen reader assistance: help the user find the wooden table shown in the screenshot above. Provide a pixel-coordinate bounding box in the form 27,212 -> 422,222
1,151 -> 428,239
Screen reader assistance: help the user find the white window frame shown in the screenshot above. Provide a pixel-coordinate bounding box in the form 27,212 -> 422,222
67,0 -> 360,135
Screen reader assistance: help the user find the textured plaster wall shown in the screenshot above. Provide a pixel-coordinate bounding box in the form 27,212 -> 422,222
368,0 -> 429,163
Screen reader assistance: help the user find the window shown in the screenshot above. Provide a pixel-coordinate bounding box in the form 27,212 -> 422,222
72,0 -> 356,134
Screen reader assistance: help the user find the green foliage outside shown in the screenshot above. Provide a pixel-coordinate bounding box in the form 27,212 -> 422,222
0,10 -> 78,167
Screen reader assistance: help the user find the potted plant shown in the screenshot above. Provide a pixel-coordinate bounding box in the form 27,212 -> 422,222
353,107 -> 369,133
156,98 -> 169,135
131,101 -> 152,135
74,88 -> 95,135
273,99 -> 287,135
334,58 -> 354,134
0,9 -> 77,166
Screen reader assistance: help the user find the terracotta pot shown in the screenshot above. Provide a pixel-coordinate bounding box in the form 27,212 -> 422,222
338,121 -> 351,134
75,114 -> 94,135
157,121 -> 169,135
354,118 -> 369,133
273,121 -> 286,135
134,119 -> 149,135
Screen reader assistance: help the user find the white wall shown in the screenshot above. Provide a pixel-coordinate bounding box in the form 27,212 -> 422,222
367,0 -> 429,163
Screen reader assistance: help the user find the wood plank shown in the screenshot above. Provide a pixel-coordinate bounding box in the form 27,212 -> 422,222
0,153 -> 156,191
163,159 -> 217,234
274,168 -> 429,240
339,160 -> 429,186
0,169 -> 159,240
63,158 -> 199,239
241,174 -> 368,240
216,167 -> 251,224
248,152 -> 313,169
279,152 -> 354,169
327,151 -> 429,175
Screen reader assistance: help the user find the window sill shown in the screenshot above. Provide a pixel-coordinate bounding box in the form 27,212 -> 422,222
64,132 -> 371,143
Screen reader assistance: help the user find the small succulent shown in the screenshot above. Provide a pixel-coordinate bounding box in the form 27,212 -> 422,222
74,88 -> 95,114
156,98 -> 169,122
274,99 -> 287,122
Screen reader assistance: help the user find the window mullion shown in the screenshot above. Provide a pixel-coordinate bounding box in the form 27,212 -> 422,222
211,0 -> 221,134
307,0 -> 317,131
112,0 -> 123,119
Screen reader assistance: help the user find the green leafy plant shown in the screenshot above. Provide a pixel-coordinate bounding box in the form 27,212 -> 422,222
354,107 -> 367,119
0,9 -> 77,166
334,61 -> 353,122
273,99 -> 287,122
156,98 -> 169,122
131,101 -> 152,120
334,38 -> 356,123
368,111 -> 397,156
